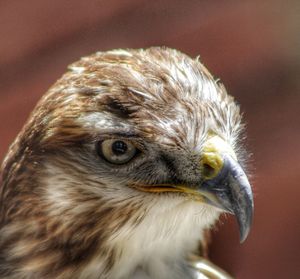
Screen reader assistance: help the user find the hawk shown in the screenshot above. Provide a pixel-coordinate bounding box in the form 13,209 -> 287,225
0,47 -> 253,279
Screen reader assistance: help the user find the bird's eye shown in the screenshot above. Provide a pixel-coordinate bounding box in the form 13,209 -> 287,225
97,139 -> 138,165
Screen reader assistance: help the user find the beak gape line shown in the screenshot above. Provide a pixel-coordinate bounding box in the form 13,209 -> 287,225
129,136 -> 254,243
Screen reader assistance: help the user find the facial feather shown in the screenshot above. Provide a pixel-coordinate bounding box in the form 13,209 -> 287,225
0,47 -> 246,279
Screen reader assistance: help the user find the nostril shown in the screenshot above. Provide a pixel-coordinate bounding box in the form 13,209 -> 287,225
203,163 -> 216,179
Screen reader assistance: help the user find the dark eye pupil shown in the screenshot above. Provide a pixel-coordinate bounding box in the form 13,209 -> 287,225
112,141 -> 128,155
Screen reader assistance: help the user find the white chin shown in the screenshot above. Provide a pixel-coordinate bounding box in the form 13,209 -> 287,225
109,197 -> 221,279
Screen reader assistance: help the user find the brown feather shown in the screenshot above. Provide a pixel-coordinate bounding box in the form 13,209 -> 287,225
0,47 -> 244,278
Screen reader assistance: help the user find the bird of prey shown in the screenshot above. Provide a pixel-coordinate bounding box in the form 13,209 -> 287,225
0,47 -> 253,279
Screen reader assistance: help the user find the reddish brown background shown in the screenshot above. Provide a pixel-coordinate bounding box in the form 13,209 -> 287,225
1,1 -> 299,278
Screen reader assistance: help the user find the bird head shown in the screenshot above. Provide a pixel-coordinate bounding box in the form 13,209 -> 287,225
1,47 -> 253,276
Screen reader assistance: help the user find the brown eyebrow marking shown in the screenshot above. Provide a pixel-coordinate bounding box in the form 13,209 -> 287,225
103,96 -> 132,119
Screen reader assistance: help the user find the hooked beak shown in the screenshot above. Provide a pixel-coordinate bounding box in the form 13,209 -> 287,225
129,135 -> 254,243
199,135 -> 254,242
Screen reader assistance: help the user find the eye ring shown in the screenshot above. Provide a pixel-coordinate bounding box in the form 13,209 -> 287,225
97,139 -> 139,165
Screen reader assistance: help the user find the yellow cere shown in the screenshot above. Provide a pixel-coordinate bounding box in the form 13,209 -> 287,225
201,135 -> 237,180
130,135 -> 237,198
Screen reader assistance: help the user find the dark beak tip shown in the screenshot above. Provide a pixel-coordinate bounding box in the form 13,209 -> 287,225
237,204 -> 254,243
239,227 -> 250,243
200,154 -> 254,244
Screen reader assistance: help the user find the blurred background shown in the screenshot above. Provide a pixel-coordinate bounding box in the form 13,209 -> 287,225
0,1 -> 299,278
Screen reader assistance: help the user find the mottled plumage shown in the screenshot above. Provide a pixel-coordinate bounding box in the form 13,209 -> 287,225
0,47 -> 253,279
